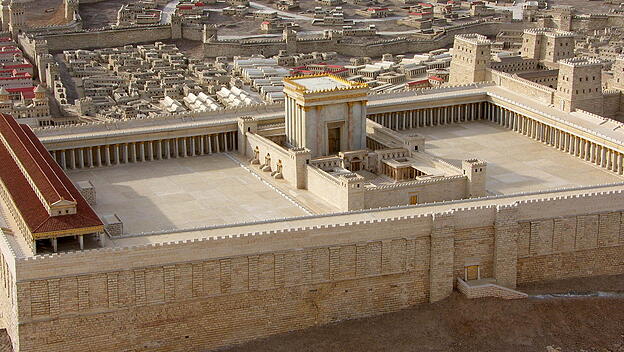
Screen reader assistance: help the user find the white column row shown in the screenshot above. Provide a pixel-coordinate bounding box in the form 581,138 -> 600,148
51,132 -> 238,170
485,102 -> 624,175
370,102 -> 484,130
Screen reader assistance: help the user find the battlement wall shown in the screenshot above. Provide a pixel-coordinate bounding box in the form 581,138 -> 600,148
5,185 -> 624,351
488,69 -> 556,105
32,25 -> 173,51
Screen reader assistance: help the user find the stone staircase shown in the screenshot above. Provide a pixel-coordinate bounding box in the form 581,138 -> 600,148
457,277 -> 528,300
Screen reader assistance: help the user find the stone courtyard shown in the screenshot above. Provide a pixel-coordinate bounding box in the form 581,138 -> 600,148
68,153 -> 308,234
409,121 -> 624,195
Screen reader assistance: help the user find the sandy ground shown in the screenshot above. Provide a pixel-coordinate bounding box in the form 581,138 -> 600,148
78,0 -> 136,29
549,0 -> 622,13
223,274 -> 624,352
24,0 -> 68,27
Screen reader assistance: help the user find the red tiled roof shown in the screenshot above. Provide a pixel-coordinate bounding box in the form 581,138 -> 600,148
429,75 -> 444,81
0,115 -> 102,236
6,86 -> 35,99
1,64 -> 31,69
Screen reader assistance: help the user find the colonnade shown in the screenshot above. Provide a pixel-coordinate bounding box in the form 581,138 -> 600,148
368,102 -> 484,130
483,102 -> 624,175
51,131 -> 237,170
367,101 -> 624,175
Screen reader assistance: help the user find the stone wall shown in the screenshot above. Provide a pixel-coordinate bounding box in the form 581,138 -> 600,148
203,21 -> 532,58
489,69 -> 555,105
306,165 -> 351,210
363,176 -> 468,208
36,25 -> 173,51
5,188 -> 624,351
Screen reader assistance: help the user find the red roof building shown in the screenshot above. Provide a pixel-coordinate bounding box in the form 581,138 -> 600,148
0,114 -> 103,253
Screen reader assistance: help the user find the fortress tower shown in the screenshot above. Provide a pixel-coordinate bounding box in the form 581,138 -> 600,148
0,0 -> 9,31
64,0 -> 79,21
555,57 -> 604,114
552,5 -> 574,31
283,28 -> 297,54
462,159 -> 487,198
521,28 -> 575,68
8,0 -> 24,36
448,34 -> 491,85
283,74 -> 369,158
611,55 -> 624,91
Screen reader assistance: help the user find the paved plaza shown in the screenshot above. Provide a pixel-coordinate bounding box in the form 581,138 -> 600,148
410,121 -> 624,195
68,153 -> 308,234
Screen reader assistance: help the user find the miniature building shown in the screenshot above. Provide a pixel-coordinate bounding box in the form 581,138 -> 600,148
521,28 -> 575,68
283,75 -> 368,157
449,34 -> 491,85
0,114 -> 103,254
555,57 -> 604,114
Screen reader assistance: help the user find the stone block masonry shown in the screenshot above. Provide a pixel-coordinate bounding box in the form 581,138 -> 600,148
3,188 -> 624,351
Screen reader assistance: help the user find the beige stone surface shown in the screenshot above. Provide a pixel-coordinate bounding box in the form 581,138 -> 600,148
68,154 -> 307,234
409,121 -> 624,195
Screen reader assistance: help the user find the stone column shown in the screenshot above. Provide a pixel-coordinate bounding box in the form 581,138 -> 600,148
199,137 -> 204,155
208,135 -> 213,153
78,149 -> 84,169
147,141 -> 153,161
157,140 -> 162,160
104,145 -> 111,166
60,151 -> 66,169
182,138 -> 188,157
69,149 -> 76,169
95,146 -> 101,167
140,142 -> 146,162
114,144 -> 120,165
429,213 -> 455,303
123,144 -> 129,164
173,138 -> 179,157
494,206 -> 519,289
165,140 -> 171,159
190,137 -> 196,157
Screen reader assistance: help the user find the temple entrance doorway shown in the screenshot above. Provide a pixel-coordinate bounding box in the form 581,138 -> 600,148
328,127 -> 341,154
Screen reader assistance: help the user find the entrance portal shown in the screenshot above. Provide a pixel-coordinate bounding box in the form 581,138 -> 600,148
328,127 -> 341,155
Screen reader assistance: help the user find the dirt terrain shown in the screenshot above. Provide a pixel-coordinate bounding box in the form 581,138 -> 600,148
222,274 -> 624,352
23,0 -> 68,27
550,0 -> 622,13
78,0 -> 136,29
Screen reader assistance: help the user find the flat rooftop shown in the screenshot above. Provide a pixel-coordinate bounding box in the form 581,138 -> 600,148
407,121 -> 624,195
68,154 -> 308,235
289,76 -> 351,91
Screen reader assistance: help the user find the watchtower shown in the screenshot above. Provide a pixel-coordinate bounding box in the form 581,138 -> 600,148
552,5 -> 574,32
1,0 -> 9,31
521,28 -> 574,68
171,14 -> 182,39
462,159 -> 487,198
283,74 -> 368,158
8,0 -> 25,36
283,28 -> 297,54
555,57 -> 604,114
448,34 -> 491,85
611,55 -> 624,91
65,0 -> 79,21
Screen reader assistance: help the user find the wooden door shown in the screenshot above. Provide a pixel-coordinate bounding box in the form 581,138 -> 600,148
328,127 -> 341,154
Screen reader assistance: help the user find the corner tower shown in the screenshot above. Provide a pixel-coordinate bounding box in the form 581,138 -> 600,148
449,33 -> 492,85
283,74 -> 368,158
555,57 -> 603,114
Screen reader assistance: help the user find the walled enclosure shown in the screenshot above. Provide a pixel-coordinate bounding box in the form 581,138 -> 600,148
2,186 -> 624,352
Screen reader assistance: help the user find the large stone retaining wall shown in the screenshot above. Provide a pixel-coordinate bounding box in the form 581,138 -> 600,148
3,188 -> 624,351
